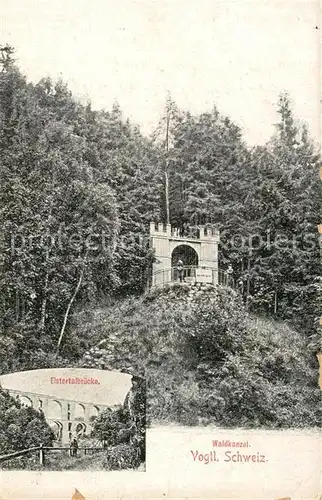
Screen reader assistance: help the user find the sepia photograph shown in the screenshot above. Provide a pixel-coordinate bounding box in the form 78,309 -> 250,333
0,0 -> 320,498
0,368 -> 146,470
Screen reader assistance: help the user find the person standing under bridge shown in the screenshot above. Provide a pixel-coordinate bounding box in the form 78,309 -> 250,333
70,437 -> 78,457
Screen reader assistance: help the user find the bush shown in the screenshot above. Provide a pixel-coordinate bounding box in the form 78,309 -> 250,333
0,387 -> 55,467
77,284 -> 320,429
103,443 -> 141,470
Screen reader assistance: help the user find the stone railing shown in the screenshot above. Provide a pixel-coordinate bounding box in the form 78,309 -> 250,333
150,266 -> 236,289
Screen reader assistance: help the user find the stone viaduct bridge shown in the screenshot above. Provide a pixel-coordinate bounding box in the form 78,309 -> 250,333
8,388 -> 110,444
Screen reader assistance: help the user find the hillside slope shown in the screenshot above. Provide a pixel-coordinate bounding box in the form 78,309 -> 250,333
73,284 -> 320,429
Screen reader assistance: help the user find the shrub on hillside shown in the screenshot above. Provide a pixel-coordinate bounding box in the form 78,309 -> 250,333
78,284 -> 320,429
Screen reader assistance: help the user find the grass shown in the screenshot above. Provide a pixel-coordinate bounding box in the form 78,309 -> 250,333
41,450 -> 107,470
2,448 -> 146,471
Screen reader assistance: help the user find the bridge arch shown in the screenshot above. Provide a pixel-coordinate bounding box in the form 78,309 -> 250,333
49,420 -> 63,441
75,422 -> 86,437
89,405 -> 100,419
47,400 -> 62,419
74,403 -> 85,421
19,395 -> 33,407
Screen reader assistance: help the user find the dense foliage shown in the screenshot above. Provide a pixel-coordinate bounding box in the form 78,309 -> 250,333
78,284 -> 320,429
152,96 -> 320,338
90,377 -> 146,469
0,48 -> 162,364
0,48 -> 319,366
0,387 -> 54,466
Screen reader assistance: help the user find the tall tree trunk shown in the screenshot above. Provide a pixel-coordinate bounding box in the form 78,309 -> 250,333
241,258 -> 245,296
164,168 -> 170,225
164,112 -> 170,225
39,198 -> 53,333
21,296 -> 25,321
246,256 -> 251,309
55,252 -> 88,356
1,295 -> 5,327
15,289 -> 19,322
39,250 -> 49,333
274,289 -> 278,314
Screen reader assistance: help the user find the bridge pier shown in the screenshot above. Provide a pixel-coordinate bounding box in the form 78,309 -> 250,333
42,397 -> 49,414
61,400 -> 70,443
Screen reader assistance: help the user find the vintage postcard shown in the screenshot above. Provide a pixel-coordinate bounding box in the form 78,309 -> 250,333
0,0 -> 320,499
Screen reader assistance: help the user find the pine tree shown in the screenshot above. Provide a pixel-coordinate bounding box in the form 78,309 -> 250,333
0,68 -> 119,359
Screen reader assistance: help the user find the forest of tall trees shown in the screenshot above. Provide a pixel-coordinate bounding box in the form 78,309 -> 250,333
0,45 -> 320,372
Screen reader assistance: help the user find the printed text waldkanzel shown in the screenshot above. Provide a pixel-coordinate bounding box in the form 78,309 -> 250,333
212,439 -> 249,448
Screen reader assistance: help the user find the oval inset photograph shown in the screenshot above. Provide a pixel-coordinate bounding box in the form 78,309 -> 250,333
0,368 -> 146,471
